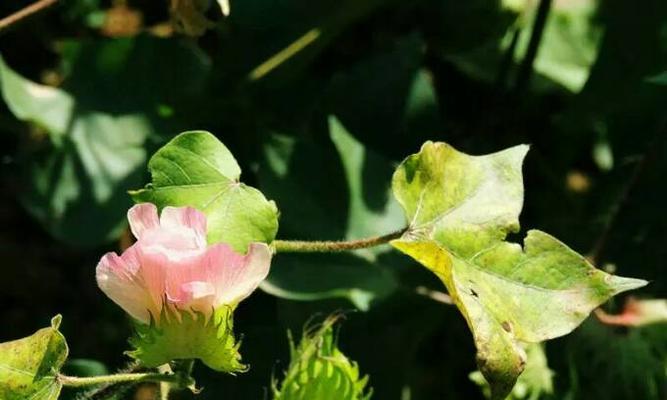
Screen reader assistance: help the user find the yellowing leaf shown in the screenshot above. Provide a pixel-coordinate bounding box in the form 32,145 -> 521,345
390,142 -> 647,399
0,316 -> 68,400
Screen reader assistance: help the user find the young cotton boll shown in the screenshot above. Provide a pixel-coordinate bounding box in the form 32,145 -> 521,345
95,203 -> 272,372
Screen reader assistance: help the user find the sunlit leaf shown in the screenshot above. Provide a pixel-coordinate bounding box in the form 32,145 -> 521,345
390,141 -> 647,398
511,0 -> 603,92
0,316 -> 68,400
130,131 -> 279,252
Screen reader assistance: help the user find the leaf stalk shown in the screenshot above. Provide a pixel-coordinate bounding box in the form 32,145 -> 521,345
271,228 -> 407,253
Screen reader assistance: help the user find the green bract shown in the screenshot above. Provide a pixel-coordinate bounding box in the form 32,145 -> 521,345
130,131 -> 279,252
273,316 -> 372,400
0,316 -> 68,400
390,142 -> 647,399
128,307 -> 245,373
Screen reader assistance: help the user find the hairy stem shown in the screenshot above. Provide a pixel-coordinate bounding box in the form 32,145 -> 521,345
272,228 -> 407,253
59,372 -> 189,388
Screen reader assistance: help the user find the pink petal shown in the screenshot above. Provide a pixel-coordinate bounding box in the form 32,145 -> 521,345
160,206 -> 207,247
182,281 -> 216,300
96,251 -> 155,323
205,242 -> 272,307
132,244 -> 171,312
127,203 -> 159,239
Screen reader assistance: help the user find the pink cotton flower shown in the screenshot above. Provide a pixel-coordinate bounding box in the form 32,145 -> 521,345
96,203 -> 272,324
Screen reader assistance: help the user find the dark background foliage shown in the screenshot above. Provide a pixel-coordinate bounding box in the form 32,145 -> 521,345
0,0 -> 665,399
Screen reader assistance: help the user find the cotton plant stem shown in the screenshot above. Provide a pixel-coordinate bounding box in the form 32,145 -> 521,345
59,371 -> 188,388
0,0 -> 59,34
272,228 -> 407,253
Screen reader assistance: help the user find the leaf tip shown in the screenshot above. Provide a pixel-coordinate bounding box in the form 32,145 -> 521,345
51,314 -> 63,330
607,275 -> 649,295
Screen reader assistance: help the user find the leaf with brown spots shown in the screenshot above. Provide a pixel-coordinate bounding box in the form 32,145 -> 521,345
390,142 -> 647,399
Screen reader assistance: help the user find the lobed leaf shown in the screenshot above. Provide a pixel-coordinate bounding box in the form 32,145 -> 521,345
390,141 -> 647,398
0,316 -> 68,400
130,131 -> 279,252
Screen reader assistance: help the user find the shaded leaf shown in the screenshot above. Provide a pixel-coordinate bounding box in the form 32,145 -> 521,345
130,131 -> 279,252
0,56 -> 150,246
390,141 -> 647,398
261,253 -> 397,311
0,316 -> 68,400
562,320 -> 667,400
328,33 -> 442,145
258,117 -> 403,308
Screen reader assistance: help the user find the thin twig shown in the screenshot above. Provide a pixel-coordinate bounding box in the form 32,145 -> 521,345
0,0 -> 58,35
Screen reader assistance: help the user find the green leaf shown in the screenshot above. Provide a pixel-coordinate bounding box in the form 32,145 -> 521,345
258,117 -> 403,308
0,316 -> 68,400
328,33 -> 442,143
273,315 -> 372,400
447,0 -> 603,93
390,141 -> 647,399
261,253 -> 397,311
563,320 -> 667,400
0,56 -> 151,246
130,131 -> 279,252
0,36 -> 211,246
513,0 -> 603,92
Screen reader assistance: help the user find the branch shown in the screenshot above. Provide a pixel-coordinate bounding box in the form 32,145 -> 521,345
272,228 -> 407,253
0,0 -> 59,35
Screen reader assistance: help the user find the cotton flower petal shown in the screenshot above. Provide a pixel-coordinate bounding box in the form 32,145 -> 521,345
206,242 -> 272,307
132,244 -> 171,312
127,203 -> 160,239
96,251 -> 155,323
98,203 -> 272,327
160,206 -> 208,247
